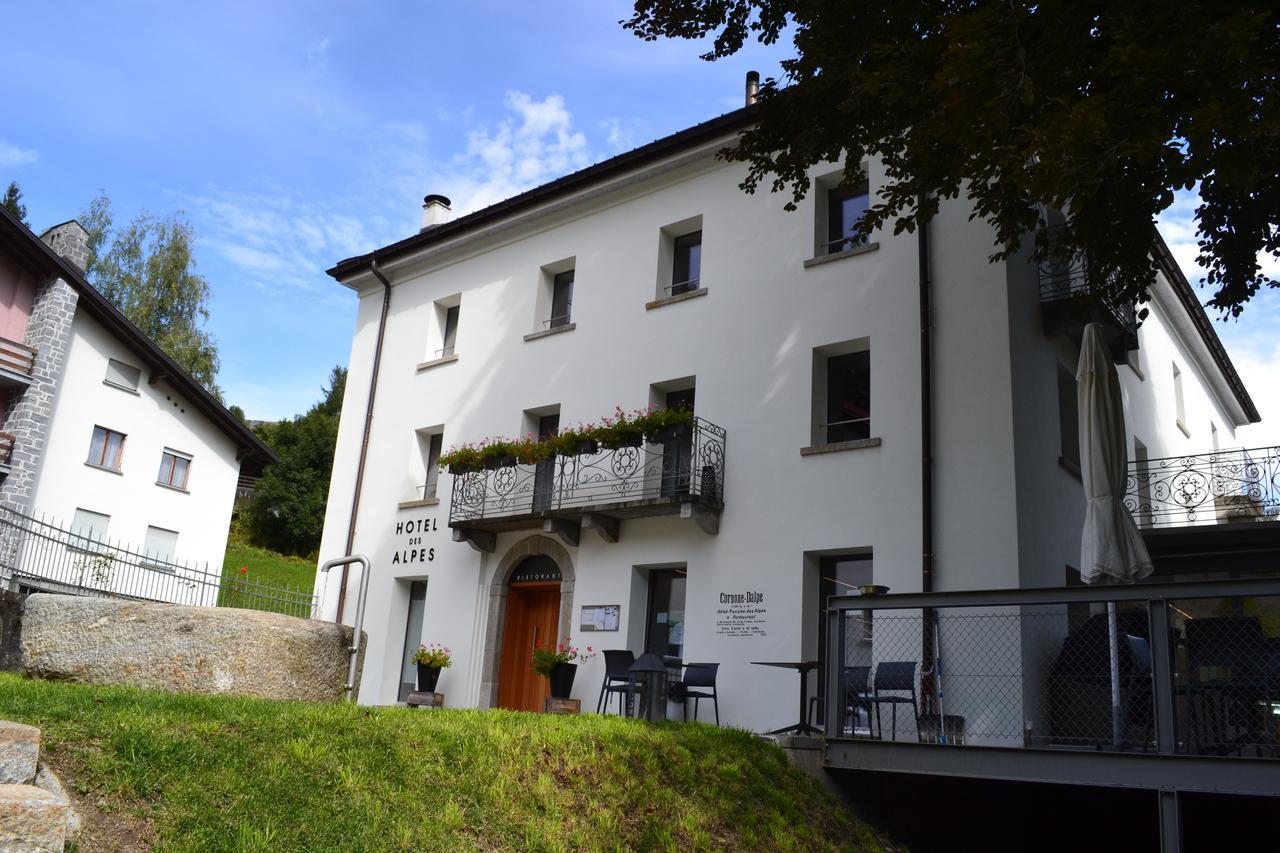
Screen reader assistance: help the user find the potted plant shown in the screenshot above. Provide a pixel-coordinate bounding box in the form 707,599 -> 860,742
547,426 -> 598,457
595,407 -> 645,449
411,642 -> 452,693
642,406 -> 695,444
479,438 -> 518,470
439,443 -> 483,475
513,434 -> 555,465
531,638 -> 595,700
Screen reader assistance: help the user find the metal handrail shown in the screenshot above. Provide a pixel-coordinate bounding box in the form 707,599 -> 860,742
319,554 -> 371,702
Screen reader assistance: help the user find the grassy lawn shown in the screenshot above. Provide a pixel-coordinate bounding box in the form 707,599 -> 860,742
217,540 -> 315,615
0,674 -> 895,852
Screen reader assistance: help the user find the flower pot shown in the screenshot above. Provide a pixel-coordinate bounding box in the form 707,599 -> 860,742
648,422 -> 692,444
417,664 -> 442,693
547,662 -> 577,699
575,438 -> 599,456
448,462 -> 478,475
483,454 -> 517,470
600,434 -> 643,450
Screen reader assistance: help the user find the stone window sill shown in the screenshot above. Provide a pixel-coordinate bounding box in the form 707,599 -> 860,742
398,497 -> 440,510
85,461 -> 123,476
646,288 -> 708,311
416,354 -> 459,373
803,242 -> 880,269
799,436 -> 882,457
103,380 -> 141,396
523,323 -> 576,342
1058,455 -> 1082,481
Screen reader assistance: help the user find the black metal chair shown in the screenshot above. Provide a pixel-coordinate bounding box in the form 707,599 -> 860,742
681,662 -> 720,725
596,650 -> 636,715
864,661 -> 919,741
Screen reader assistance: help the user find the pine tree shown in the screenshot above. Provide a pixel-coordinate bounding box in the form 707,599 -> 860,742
1,182 -> 28,226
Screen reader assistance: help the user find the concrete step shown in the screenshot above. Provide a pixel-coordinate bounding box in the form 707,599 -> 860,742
0,783 -> 68,852
0,722 -> 39,785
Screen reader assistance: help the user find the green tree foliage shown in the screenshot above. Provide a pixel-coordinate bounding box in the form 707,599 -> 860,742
80,193 -> 222,395
625,1 -> 1280,316
2,181 -> 28,225
245,367 -> 346,557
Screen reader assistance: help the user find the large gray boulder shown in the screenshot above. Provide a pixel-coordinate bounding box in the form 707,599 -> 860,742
20,595 -> 362,703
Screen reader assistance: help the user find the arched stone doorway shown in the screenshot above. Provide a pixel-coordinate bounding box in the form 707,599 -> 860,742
480,535 -> 575,709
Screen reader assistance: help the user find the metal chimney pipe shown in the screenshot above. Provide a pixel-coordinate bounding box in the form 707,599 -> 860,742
745,71 -> 760,106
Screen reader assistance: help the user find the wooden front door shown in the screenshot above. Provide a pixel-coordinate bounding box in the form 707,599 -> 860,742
497,583 -> 561,711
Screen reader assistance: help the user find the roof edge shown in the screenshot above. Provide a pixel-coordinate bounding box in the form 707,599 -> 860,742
327,104 -> 758,280
0,205 -> 279,466
1151,230 -> 1261,424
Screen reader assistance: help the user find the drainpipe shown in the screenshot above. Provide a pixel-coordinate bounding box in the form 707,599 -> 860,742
337,259 -> 392,622
918,207 -> 938,715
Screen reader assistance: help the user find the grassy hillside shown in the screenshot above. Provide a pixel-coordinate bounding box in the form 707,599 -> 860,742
218,539 -> 315,614
0,674 -> 894,852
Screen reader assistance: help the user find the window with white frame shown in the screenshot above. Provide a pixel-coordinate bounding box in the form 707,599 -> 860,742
104,358 -> 142,392
814,170 -> 870,257
426,295 -> 462,362
157,448 -> 192,490
87,426 -> 126,471
1173,363 -> 1188,435
654,215 -> 703,300
419,429 -> 444,500
141,525 -> 179,569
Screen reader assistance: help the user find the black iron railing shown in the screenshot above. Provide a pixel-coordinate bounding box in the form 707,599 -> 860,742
449,417 -> 726,525
0,506 -> 317,618
1038,254 -> 1138,338
1126,446 -> 1280,528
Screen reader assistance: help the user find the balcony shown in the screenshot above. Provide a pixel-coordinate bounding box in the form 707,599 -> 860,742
0,336 -> 35,389
448,417 -> 726,552
1038,256 -> 1138,361
821,579 -> 1280,850
0,432 -> 13,475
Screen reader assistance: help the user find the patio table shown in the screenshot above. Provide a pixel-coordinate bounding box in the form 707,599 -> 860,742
751,660 -> 821,736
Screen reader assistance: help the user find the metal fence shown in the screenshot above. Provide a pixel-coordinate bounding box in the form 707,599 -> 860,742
1037,252 -> 1138,339
1126,445 -> 1280,528
824,579 -> 1280,759
449,417 -> 726,524
0,506 -> 317,618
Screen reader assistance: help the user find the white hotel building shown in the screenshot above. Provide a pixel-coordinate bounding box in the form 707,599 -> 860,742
315,101 -> 1261,737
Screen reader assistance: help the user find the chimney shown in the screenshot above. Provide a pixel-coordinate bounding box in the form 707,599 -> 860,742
421,194 -> 452,231
39,220 -> 91,273
745,71 -> 760,106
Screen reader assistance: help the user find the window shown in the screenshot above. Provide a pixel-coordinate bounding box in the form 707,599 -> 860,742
815,553 -> 873,724
104,358 -> 141,392
671,231 -> 702,296
1134,438 -> 1153,528
157,449 -> 192,490
141,525 -> 178,568
422,433 -> 443,499
87,426 -> 126,471
70,508 -> 110,552
549,270 -> 574,328
824,182 -> 870,255
1173,364 -> 1188,435
645,568 -> 686,662
1058,364 -> 1079,470
397,580 -> 429,702
819,349 -> 871,444
440,305 -> 460,358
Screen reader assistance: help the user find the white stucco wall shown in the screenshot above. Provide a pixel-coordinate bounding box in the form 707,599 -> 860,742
27,311 -> 242,595
314,136 -> 1257,735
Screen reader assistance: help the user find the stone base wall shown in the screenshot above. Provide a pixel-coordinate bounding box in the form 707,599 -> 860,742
20,594 -> 363,703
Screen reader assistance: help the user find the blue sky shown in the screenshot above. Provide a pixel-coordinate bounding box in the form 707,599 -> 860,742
2,1 -> 1276,444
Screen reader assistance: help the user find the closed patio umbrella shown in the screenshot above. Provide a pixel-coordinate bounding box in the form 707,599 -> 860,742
1077,323 -> 1153,746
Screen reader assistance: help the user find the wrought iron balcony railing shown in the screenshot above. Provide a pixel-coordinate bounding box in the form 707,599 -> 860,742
448,417 -> 726,530
1038,254 -> 1139,345
1126,445 -> 1280,528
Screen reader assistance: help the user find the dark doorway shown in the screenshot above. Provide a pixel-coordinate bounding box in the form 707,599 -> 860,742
397,580 -> 428,702
661,388 -> 695,498
532,413 -> 560,513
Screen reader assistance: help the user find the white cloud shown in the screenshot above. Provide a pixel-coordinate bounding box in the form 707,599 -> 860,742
600,117 -> 651,154
0,140 -> 38,169
306,36 -> 330,64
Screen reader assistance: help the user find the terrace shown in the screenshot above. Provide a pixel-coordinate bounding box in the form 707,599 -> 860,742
1038,253 -> 1138,361
448,417 -> 726,552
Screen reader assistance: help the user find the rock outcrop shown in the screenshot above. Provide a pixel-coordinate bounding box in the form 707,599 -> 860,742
21,595 -> 362,703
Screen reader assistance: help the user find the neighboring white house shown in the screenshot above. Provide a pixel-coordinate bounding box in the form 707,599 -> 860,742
314,99 -> 1258,732
0,207 -> 276,603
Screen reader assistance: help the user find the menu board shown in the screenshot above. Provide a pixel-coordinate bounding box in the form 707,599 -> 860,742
579,604 -> 621,632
